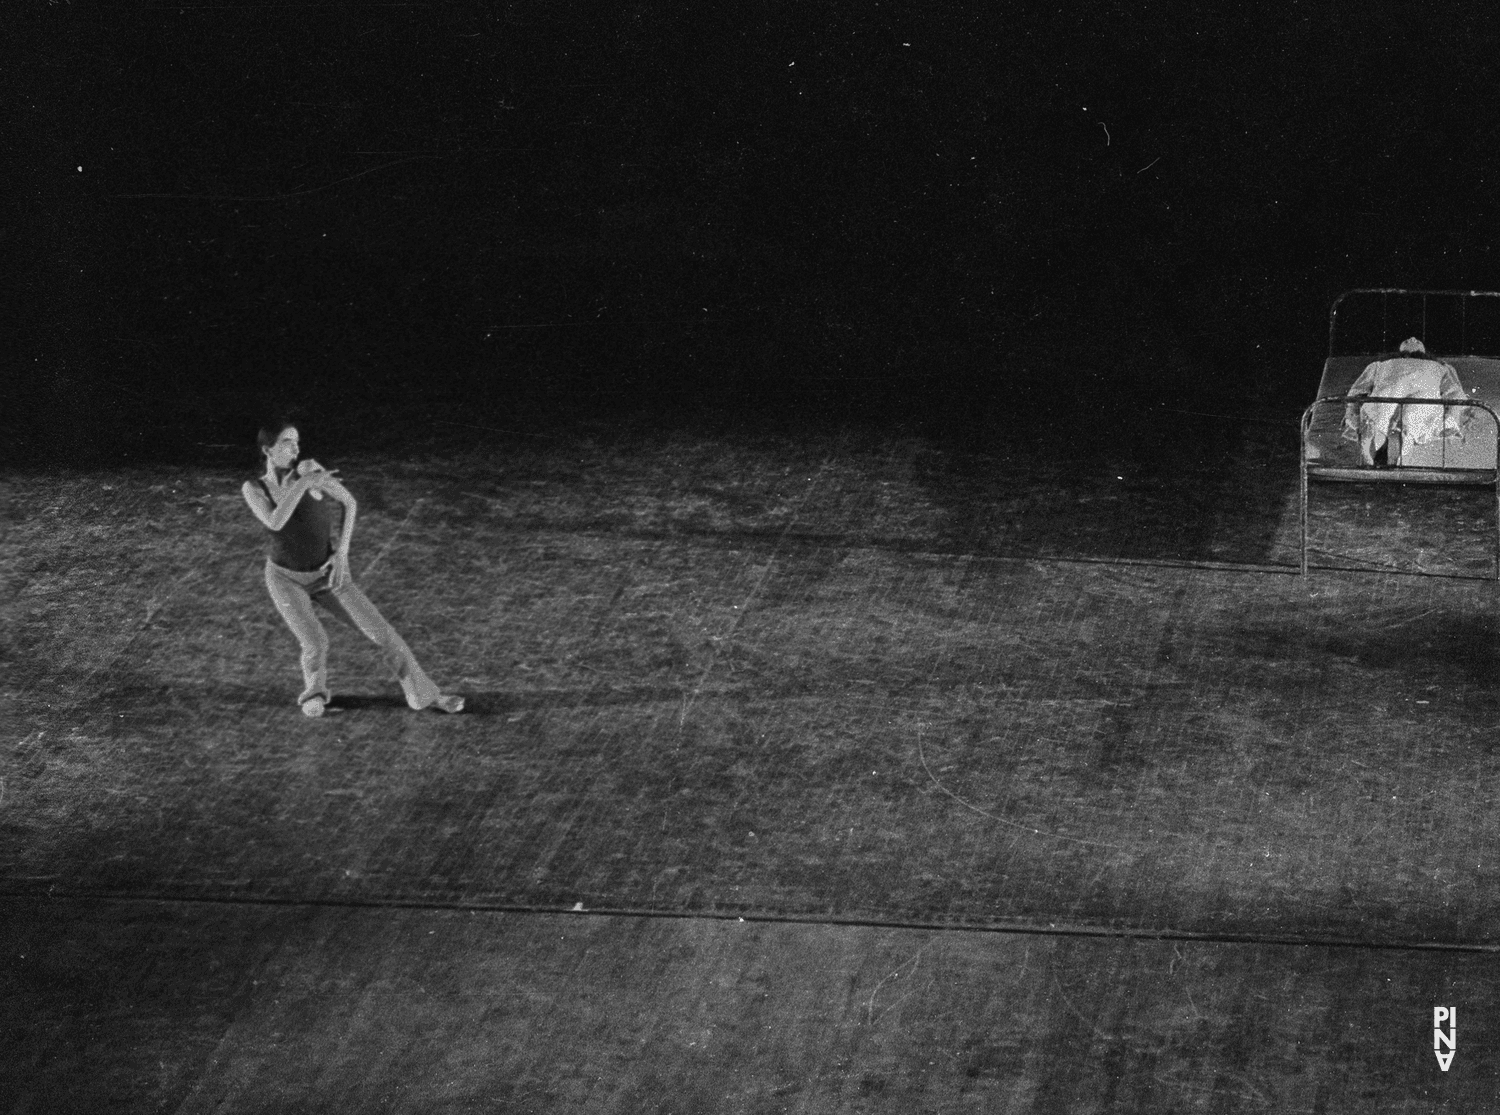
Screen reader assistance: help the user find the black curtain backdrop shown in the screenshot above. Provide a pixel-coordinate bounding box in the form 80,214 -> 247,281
12,1 -> 1500,462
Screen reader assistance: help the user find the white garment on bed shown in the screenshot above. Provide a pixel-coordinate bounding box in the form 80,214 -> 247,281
1341,356 -> 1469,464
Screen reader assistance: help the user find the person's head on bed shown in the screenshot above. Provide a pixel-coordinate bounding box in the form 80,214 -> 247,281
1399,337 -> 1428,355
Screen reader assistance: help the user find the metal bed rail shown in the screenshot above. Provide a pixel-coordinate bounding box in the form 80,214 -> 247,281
1299,394 -> 1500,578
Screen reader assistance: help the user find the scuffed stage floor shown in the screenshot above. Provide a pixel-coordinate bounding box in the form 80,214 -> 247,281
4,898 -> 1492,1113
3,419 -> 1496,1109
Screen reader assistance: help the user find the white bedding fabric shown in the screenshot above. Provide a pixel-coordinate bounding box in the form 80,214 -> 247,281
1341,357 -> 1471,465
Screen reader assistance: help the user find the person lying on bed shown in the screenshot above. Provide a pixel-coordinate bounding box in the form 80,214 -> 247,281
1341,337 -> 1471,466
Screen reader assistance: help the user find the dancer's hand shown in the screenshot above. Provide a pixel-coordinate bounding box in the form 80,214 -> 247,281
297,459 -> 340,485
325,551 -> 351,590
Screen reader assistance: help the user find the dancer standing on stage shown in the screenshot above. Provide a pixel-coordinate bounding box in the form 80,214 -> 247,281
242,421 -> 464,718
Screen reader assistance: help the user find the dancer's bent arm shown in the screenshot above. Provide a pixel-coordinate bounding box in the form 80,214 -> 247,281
315,472 -> 358,590
242,471 -> 320,531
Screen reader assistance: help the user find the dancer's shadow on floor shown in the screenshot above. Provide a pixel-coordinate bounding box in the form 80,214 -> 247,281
325,686 -> 689,715
326,692 -> 506,714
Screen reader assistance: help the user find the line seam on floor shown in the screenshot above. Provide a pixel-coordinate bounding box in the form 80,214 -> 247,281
2,890 -> 1495,954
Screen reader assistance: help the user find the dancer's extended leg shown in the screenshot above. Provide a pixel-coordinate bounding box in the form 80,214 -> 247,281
313,579 -> 459,711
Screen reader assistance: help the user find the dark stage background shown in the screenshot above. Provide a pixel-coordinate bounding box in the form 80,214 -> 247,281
12,2 -> 1500,462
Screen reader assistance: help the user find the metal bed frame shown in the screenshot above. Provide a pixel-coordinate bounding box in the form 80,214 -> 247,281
1300,289 -> 1500,578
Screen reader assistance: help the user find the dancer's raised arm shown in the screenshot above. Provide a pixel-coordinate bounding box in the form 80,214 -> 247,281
242,471 -> 319,530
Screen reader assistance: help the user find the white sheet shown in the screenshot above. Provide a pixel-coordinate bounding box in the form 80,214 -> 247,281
1340,357 -> 1470,465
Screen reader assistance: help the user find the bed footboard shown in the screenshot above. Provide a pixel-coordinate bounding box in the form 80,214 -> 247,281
1299,395 -> 1500,577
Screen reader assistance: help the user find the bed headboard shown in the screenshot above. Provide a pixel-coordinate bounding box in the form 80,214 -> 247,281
1329,290 -> 1500,360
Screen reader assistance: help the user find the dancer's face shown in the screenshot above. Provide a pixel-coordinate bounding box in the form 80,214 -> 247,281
265,426 -> 300,472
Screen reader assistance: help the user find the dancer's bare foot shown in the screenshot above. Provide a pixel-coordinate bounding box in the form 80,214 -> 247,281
432,694 -> 464,714
301,697 -> 341,718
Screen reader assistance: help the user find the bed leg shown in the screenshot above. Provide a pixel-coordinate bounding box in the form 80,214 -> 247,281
1300,422 -> 1310,577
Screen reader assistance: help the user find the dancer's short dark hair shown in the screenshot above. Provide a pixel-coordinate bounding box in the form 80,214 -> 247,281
256,414 -> 302,459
